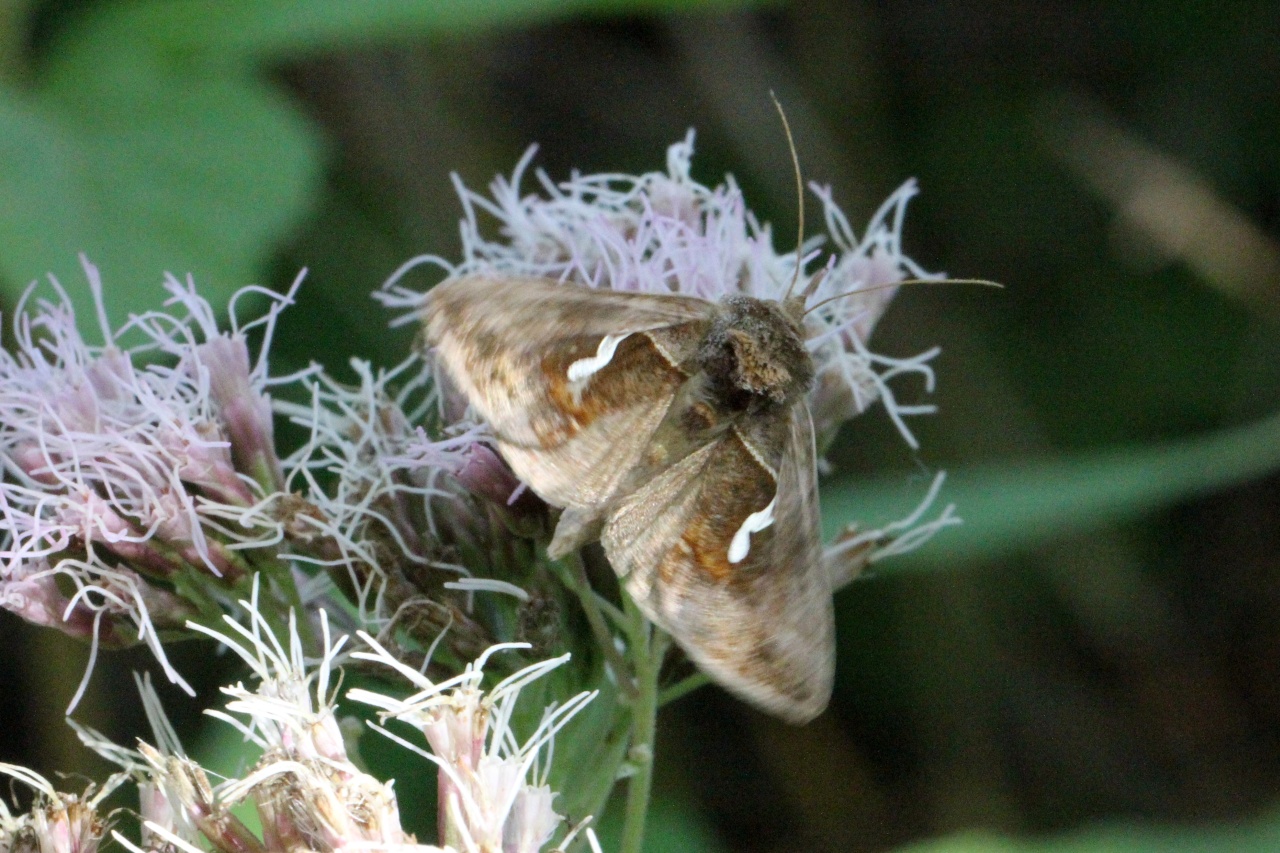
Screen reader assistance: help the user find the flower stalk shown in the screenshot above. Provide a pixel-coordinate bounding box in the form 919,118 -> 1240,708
617,595 -> 666,853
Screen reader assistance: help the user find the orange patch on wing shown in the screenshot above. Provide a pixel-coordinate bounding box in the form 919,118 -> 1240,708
670,432 -> 777,583
535,333 -> 684,446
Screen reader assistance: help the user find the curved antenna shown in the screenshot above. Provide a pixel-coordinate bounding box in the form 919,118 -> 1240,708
802,278 -> 1004,316
771,91 -> 806,301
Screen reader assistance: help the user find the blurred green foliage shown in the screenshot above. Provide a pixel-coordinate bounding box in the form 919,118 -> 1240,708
3,1 -> 1280,852
896,808 -> 1280,853
0,2 -> 320,327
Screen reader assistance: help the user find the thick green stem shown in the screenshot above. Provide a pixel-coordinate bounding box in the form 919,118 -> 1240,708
559,553 -> 636,697
618,596 -> 664,853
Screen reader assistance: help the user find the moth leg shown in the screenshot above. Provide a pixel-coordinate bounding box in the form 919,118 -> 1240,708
824,523 -> 881,590
548,506 -> 607,559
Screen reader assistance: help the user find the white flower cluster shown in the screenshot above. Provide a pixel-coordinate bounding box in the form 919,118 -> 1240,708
37,586 -> 602,853
0,762 -> 115,853
349,636 -> 598,853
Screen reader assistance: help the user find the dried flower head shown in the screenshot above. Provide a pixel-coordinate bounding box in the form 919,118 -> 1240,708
0,763 -> 119,853
349,635 -> 596,853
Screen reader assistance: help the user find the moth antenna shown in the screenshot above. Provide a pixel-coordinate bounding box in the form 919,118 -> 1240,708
771,91 -> 806,301
802,278 -> 1004,316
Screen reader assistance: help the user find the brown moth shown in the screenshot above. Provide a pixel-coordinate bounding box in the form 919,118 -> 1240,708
424,273 -> 834,723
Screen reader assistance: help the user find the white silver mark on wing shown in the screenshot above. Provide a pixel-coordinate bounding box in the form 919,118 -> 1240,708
727,495 -> 778,564
567,333 -> 632,382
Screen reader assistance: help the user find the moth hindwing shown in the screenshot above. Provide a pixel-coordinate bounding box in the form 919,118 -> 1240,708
425,275 -> 835,723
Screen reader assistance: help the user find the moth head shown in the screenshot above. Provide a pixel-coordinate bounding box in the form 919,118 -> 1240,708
700,295 -> 814,406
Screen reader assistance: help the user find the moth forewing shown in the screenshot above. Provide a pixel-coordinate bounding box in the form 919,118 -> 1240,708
602,402 -> 834,723
424,275 -> 714,510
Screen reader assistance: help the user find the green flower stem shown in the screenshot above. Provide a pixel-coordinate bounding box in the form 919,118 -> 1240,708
589,588 -> 627,629
618,594 -> 666,853
259,557 -> 315,649
560,553 -> 636,697
658,671 -> 710,707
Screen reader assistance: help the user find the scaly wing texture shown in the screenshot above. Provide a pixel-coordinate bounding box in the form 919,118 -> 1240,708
424,275 -> 714,508
602,401 -> 834,722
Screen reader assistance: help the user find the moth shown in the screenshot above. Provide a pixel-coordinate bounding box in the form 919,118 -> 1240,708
424,272 -> 838,723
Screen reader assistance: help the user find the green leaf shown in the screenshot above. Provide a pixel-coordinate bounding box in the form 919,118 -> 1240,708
895,810 -> 1280,853
0,0 -> 772,331
0,31 -> 322,330
823,411 -> 1280,568
594,783 -> 729,853
65,0 -> 778,61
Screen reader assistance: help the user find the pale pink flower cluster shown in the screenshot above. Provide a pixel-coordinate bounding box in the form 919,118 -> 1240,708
0,259 -> 518,708
276,354 -> 462,623
379,132 -> 941,451
275,354 -> 535,642
0,258 -> 300,704
378,135 -> 959,576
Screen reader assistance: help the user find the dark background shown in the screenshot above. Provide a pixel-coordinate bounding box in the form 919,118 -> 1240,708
2,2 -> 1280,851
